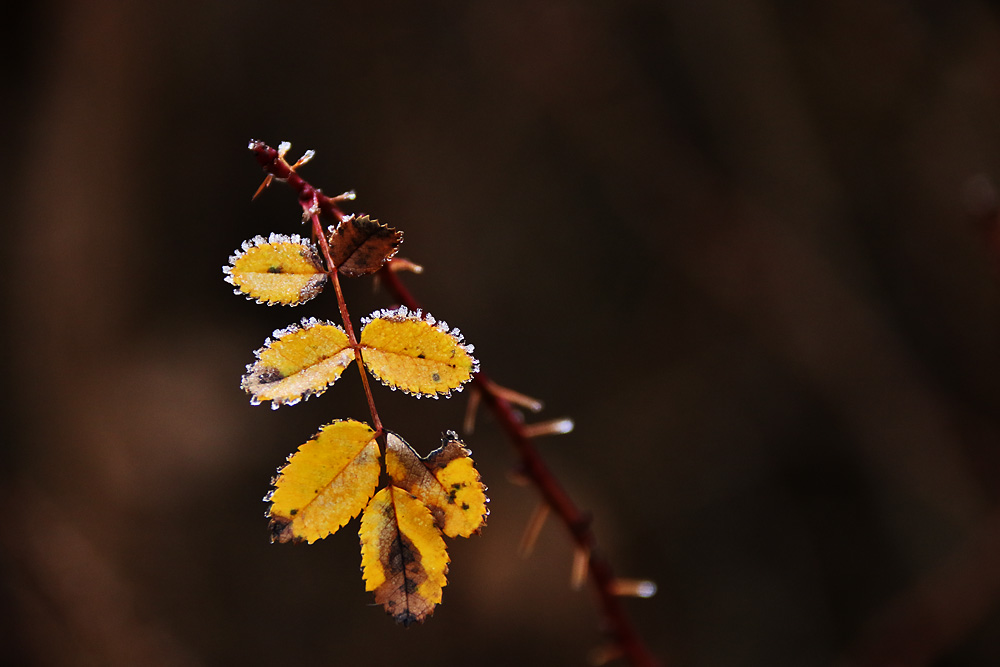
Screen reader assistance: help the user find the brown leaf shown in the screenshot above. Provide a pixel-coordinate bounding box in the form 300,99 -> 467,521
327,215 -> 403,277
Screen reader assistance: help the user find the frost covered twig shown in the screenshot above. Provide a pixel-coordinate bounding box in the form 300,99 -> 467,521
250,139 -> 662,666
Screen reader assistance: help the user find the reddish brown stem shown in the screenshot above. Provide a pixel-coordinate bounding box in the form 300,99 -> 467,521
378,266 -> 661,667
253,140 -> 661,666
300,196 -> 382,435
252,140 -> 352,222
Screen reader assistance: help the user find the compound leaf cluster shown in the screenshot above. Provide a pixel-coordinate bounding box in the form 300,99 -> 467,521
226,140 -> 487,624
267,426 -> 488,624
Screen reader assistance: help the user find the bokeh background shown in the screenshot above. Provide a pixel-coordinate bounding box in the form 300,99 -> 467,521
6,1 -> 1000,665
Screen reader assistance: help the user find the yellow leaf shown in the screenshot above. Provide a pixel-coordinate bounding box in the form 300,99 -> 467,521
267,420 -> 380,544
359,307 -> 479,397
360,485 -> 450,625
224,233 -> 327,305
242,318 -> 354,408
385,431 -> 488,538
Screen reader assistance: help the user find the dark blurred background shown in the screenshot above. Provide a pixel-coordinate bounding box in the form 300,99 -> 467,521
6,1 -> 1000,665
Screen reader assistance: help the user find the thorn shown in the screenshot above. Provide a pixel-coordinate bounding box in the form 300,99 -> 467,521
518,502 -> 551,558
299,198 -> 321,223
484,379 -> 544,412
506,466 -> 531,487
252,141 -> 306,201
523,418 -> 574,439
332,190 -> 357,202
463,384 -> 482,434
388,257 -> 425,274
290,149 -> 315,170
609,579 -> 657,598
588,644 -> 624,666
570,545 -> 590,590
252,174 -> 273,200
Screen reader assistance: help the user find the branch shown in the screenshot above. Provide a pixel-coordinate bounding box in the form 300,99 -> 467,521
379,267 -> 662,667
249,139 -> 662,666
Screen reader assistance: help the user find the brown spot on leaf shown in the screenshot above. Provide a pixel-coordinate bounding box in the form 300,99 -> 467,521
298,273 -> 328,302
252,366 -> 285,385
268,516 -> 301,544
377,530 -> 434,625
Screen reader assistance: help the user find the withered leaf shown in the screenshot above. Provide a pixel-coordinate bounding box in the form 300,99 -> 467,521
267,420 -> 380,544
359,306 -> 479,398
360,485 -> 450,625
224,233 -> 327,305
385,431 -> 488,538
327,215 -> 403,277
242,318 -> 354,408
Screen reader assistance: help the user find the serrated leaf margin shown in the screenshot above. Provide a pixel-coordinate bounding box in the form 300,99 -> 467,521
223,232 -> 326,306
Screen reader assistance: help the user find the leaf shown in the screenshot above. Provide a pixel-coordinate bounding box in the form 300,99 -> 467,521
385,431 -> 488,538
360,485 -> 450,625
224,233 -> 327,305
359,306 -> 479,397
266,420 -> 381,544
242,318 -> 355,408
327,215 -> 403,277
